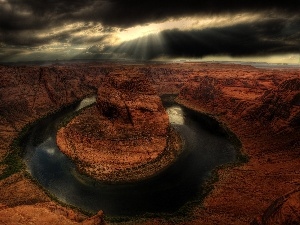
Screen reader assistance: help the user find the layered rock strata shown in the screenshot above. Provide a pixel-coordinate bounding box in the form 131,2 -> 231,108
1,63 -> 299,224
57,74 -> 182,182
176,75 -> 300,224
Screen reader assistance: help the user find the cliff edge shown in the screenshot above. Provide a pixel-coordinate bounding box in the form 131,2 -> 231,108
57,73 -> 182,183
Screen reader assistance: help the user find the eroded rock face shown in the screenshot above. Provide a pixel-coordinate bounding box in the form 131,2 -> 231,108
252,188 -> 300,225
176,69 -> 300,224
57,73 -> 182,182
178,76 -> 300,134
246,78 -> 300,132
1,63 -> 300,224
96,74 -> 168,135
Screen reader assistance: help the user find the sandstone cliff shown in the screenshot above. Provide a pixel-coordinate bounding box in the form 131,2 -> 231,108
1,63 -> 299,224
177,69 -> 300,224
57,73 -> 182,182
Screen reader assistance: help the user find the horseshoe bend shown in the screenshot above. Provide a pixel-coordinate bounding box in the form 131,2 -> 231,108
56,74 -> 183,182
0,62 -> 299,224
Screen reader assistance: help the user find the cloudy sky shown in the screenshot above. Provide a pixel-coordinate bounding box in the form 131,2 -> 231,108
1,0 -> 300,63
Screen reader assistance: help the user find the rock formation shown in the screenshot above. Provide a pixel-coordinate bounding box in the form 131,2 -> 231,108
179,75 -> 300,132
177,68 -> 300,224
0,205 -> 105,225
0,173 -> 105,225
252,188 -> 300,225
0,62 -> 299,224
246,78 -> 300,132
96,73 -> 168,136
57,73 -> 182,182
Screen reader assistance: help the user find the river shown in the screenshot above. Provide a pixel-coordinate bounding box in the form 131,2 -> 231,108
23,95 -> 237,216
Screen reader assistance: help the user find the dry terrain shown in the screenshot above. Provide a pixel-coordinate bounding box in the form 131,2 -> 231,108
0,62 -> 299,224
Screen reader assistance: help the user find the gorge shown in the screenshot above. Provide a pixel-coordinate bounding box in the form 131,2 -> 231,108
0,62 -> 299,224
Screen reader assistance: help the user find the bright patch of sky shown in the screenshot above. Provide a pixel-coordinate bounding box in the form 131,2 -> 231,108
115,13 -> 261,43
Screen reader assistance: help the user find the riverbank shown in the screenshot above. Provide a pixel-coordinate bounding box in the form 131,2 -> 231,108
0,62 -> 299,224
171,76 -> 300,224
56,74 -> 184,183
23,95 -> 237,217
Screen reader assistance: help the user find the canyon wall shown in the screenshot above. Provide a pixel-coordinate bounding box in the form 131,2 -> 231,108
0,62 -> 299,224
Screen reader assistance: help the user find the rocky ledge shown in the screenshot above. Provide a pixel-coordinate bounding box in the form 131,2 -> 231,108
56,73 -> 182,183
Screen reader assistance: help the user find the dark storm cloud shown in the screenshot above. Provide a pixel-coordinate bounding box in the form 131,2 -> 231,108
0,0 -> 106,31
1,0 -> 300,31
0,48 -> 23,61
1,0 -> 300,61
162,18 -> 300,58
96,0 -> 300,28
0,33 -> 52,46
106,17 -> 300,59
0,14 -> 107,47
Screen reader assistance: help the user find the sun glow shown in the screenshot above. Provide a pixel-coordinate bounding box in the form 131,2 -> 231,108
115,12 -> 262,42
107,32 -> 166,60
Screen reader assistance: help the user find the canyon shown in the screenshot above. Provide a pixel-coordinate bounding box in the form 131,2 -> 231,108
56,73 -> 182,182
0,62 -> 299,224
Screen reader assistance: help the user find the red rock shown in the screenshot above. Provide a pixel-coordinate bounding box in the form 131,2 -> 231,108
245,78 -> 300,133
0,205 -> 105,225
252,188 -> 300,225
57,73 -> 181,182
1,62 -> 300,224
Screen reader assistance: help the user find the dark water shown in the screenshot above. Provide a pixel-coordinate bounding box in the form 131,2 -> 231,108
23,96 -> 237,216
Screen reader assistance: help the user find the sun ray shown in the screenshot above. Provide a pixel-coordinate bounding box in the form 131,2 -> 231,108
115,12 -> 262,43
